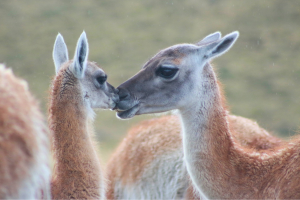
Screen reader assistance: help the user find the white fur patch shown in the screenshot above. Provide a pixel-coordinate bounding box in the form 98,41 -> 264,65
113,149 -> 189,199
18,116 -> 51,199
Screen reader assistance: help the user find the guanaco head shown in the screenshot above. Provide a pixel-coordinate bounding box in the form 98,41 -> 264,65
115,31 -> 239,119
52,32 -> 119,112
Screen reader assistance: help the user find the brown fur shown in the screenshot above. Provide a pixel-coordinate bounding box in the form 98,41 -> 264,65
106,114 -> 283,199
106,115 -> 181,199
109,32 -> 296,199
183,63 -> 300,199
49,62 -> 102,199
185,181 -> 200,200
0,65 -> 50,199
106,67 -> 283,199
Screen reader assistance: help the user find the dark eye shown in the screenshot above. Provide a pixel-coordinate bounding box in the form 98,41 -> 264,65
156,66 -> 179,79
96,75 -> 107,85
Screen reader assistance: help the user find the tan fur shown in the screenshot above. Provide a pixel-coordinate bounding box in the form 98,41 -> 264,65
0,64 -> 50,199
106,115 -> 181,199
179,47 -> 300,198
106,114 -> 283,199
107,71 -> 282,199
180,59 -> 300,199
111,31 -> 300,199
199,108 -> 300,198
49,62 -> 103,199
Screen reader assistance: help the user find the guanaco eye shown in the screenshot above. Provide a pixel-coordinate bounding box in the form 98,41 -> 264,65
96,75 -> 107,85
156,66 -> 179,79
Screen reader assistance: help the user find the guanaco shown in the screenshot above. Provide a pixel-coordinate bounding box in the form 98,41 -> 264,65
106,114 -> 283,199
0,64 -> 51,199
106,32 -> 283,200
49,32 -> 119,199
115,31 -> 300,199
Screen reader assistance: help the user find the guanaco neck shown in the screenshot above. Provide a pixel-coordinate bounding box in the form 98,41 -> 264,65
49,68 -> 102,198
179,63 -> 234,199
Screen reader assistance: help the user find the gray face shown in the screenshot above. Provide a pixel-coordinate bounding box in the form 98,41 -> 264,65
81,62 -> 119,110
115,44 -> 200,119
53,32 -> 119,111
115,31 -> 239,119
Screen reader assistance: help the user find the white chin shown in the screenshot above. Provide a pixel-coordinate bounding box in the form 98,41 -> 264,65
116,105 -> 139,119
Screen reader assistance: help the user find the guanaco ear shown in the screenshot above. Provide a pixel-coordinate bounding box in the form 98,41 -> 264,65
196,31 -> 222,46
202,31 -> 239,60
53,33 -> 69,74
72,31 -> 89,79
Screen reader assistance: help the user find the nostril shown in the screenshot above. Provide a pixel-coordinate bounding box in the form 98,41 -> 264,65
118,87 -> 130,101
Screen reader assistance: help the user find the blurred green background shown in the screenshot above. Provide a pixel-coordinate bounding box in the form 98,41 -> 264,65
1,0 -> 300,161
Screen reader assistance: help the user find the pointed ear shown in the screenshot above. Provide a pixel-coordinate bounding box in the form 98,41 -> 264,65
196,31 -> 222,46
53,33 -> 69,74
72,31 -> 89,79
202,31 -> 239,60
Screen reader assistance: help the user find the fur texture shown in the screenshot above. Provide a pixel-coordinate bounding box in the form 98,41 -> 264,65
114,31 -> 300,199
49,63 -> 103,199
49,32 -> 118,199
0,64 -> 51,199
106,114 -> 283,199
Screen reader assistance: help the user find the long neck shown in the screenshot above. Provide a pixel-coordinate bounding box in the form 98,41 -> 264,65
179,64 -> 233,199
49,71 -> 103,199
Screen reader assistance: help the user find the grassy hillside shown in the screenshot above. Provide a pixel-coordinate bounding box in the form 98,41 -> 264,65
1,0 -> 300,160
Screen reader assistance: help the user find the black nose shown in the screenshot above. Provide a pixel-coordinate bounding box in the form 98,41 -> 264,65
118,87 -> 130,101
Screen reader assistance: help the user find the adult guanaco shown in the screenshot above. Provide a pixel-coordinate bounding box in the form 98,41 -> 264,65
49,32 -> 119,199
0,64 -> 51,199
106,32 -> 283,200
106,114 -> 283,199
114,31 -> 300,199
